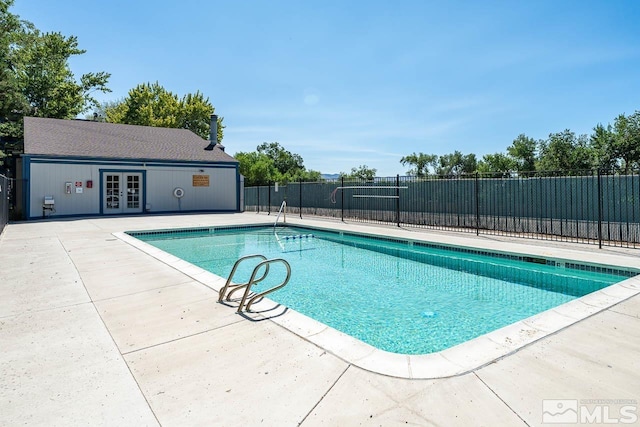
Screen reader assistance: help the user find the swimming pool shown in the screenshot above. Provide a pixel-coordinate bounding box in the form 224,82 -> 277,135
128,224 -> 635,355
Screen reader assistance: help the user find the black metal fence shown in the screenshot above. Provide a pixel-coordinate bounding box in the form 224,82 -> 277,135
244,169 -> 640,249
0,174 -> 10,236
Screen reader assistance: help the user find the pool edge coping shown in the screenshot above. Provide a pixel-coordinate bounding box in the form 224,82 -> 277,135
112,225 -> 640,380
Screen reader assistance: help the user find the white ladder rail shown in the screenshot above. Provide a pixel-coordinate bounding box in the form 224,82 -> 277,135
274,200 -> 287,229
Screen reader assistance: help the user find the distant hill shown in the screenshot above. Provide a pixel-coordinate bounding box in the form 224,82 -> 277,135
321,173 -> 340,181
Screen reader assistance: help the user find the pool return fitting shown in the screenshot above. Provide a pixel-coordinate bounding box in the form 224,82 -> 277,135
218,254 -> 291,313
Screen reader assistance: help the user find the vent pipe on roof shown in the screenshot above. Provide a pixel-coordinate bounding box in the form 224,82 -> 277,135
205,113 -> 225,152
210,114 -> 218,144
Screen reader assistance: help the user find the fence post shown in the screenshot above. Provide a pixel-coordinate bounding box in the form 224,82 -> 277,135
597,169 -> 603,249
257,186 -> 260,213
268,182 -> 271,215
475,172 -> 480,236
299,178 -> 302,219
341,176 -> 344,222
0,174 -> 8,236
396,175 -> 400,227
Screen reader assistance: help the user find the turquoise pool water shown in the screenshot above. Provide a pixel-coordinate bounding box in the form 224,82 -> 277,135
133,226 -> 630,354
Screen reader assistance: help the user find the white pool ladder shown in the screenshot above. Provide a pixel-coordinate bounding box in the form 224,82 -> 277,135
218,254 -> 291,313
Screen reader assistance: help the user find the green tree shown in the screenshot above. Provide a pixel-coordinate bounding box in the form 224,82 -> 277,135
182,91 -> 218,141
15,31 -> 110,119
257,142 -> 304,177
235,151 -> 277,186
507,134 -> 538,173
590,123 -> 617,169
477,153 -> 515,176
1,0 -> 110,166
106,82 -> 180,127
295,169 -> 322,182
104,82 -> 223,141
236,142 -> 320,185
339,165 -> 377,180
0,0 -> 29,156
435,151 -> 477,176
537,130 -> 593,172
612,111 -> 640,171
399,152 -> 437,177
85,99 -> 122,121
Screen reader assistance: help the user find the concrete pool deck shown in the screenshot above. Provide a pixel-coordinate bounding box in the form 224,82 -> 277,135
1,213 -> 639,426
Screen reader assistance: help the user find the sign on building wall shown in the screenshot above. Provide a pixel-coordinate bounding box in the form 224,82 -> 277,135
192,175 -> 210,187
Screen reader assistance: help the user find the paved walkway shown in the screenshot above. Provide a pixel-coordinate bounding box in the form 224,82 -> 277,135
1,213 -> 639,426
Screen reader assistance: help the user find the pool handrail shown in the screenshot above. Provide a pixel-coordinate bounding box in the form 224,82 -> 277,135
236,258 -> 291,312
218,254 -> 269,302
274,200 -> 286,230
274,200 -> 287,249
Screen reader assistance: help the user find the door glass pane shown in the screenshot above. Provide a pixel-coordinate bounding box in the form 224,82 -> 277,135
106,175 -> 119,209
127,175 -> 140,208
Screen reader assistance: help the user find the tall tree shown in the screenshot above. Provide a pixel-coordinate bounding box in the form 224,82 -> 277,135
507,134 -> 538,173
400,152 -> 437,177
105,82 -> 223,141
339,165 -> 377,180
1,0 -> 110,167
612,111 -> 640,172
477,153 -> 515,176
590,123 -> 618,169
257,142 -> 304,176
1,0 -> 32,152
15,31 -> 110,119
182,91 -> 218,141
236,142 -> 321,185
435,151 -> 477,176
235,151 -> 277,186
537,130 -> 593,172
106,82 -> 180,127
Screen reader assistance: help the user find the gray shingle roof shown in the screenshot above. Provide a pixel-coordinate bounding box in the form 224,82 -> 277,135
23,117 -> 238,164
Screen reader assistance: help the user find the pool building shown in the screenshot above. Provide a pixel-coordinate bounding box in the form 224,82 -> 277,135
16,116 -> 242,220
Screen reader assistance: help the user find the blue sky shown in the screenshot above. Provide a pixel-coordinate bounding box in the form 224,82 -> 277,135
12,0 -> 640,176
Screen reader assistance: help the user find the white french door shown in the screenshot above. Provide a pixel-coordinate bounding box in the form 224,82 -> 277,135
103,172 -> 143,214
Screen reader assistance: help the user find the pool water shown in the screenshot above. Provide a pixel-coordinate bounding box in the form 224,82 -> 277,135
134,226 -> 628,354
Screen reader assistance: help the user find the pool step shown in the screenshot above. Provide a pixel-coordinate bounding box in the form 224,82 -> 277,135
218,254 -> 291,313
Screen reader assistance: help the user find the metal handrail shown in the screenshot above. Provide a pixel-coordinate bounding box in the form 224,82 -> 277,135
274,200 -> 286,229
218,254 -> 268,302
236,258 -> 291,313
274,200 -> 287,249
